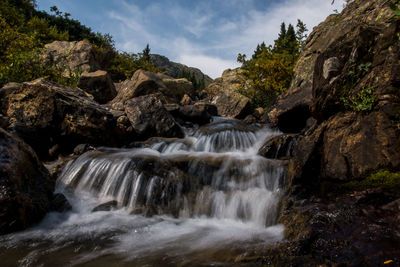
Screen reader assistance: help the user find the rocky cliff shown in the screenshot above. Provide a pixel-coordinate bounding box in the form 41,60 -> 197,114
257,0 -> 400,265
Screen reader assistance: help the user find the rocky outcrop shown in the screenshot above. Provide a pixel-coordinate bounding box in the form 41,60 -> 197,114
150,54 -> 213,88
269,0 -> 400,182
0,128 -> 54,234
203,68 -> 251,118
111,70 -> 166,104
125,94 -> 184,139
42,40 -> 100,76
0,78 -> 120,158
77,70 -> 117,104
265,0 -> 400,265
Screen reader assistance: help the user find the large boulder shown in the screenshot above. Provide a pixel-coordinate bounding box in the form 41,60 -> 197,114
125,94 -> 184,139
203,68 -> 251,118
162,78 -> 195,101
211,90 -> 251,119
0,128 -> 54,235
77,70 -> 117,104
0,78 -> 119,158
42,40 -> 100,76
111,70 -> 167,104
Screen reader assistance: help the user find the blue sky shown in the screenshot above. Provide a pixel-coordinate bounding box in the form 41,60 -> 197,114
36,0 -> 346,78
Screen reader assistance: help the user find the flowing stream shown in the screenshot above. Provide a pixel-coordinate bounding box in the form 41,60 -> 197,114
0,118 -> 286,266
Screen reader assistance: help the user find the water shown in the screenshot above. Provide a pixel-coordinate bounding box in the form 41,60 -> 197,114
0,118 -> 286,266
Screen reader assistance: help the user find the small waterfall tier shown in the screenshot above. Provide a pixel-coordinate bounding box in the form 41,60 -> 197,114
58,118 -> 285,226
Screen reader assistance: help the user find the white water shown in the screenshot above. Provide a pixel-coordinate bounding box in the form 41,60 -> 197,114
0,118 -> 286,266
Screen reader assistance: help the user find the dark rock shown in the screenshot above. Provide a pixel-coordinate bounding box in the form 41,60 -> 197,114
125,94 -> 184,139
92,200 -> 118,212
180,94 -> 192,105
50,193 -> 72,212
177,105 -> 212,125
0,78 -> 119,159
77,70 -> 117,104
194,102 -> 218,116
259,134 -> 297,160
0,128 -> 54,235
73,144 -> 95,156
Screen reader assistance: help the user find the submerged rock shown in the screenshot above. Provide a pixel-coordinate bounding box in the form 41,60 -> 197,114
0,128 -> 54,235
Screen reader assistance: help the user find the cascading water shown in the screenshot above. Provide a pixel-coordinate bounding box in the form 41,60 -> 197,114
0,118 -> 286,266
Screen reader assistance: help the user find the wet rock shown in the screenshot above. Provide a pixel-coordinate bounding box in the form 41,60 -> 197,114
92,200 -> 118,212
77,70 -> 117,104
259,134 -> 297,160
0,78 -> 118,158
50,193 -> 72,212
194,102 -> 218,116
177,105 -> 212,125
42,40 -> 100,76
0,128 -> 54,235
73,143 -> 96,156
125,94 -> 184,139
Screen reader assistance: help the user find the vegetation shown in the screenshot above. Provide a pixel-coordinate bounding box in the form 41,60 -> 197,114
344,170 -> 400,190
237,20 -> 308,109
0,0 -> 159,86
175,70 -> 206,91
389,0 -> 400,21
340,60 -> 375,112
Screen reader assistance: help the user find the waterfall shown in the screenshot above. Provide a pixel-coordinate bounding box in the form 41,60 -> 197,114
58,118 -> 285,226
0,118 -> 286,266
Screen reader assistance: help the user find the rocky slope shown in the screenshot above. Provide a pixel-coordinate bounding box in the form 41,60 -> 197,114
253,0 -> 400,265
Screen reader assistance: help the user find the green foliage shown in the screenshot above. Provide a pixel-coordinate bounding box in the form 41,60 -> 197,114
341,86 -> 376,112
389,0 -> 400,22
344,170 -> 400,190
237,20 -> 308,109
108,45 -> 160,81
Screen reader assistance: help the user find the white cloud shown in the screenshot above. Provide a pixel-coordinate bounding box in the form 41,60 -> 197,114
179,54 -> 241,79
107,0 -> 347,79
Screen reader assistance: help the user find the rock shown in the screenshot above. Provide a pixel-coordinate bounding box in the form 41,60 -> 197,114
193,102 -> 218,116
180,94 -> 192,105
73,143 -> 96,156
125,94 -> 184,139
150,54 -> 213,88
259,134 -> 297,160
203,68 -> 243,97
177,105 -> 212,125
77,70 -> 117,104
111,70 -> 166,104
253,107 -> 264,118
0,78 -> 119,158
0,128 -> 54,235
243,115 -> 257,124
211,90 -> 251,119
50,193 -> 72,212
92,200 -> 118,212
42,40 -> 100,77
323,57 -> 341,80
162,78 -> 195,101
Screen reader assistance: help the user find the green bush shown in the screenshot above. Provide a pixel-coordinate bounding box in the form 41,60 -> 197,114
341,86 -> 376,112
344,170 -> 400,190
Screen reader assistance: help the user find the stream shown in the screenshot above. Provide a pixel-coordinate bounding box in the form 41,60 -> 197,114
0,118 -> 286,266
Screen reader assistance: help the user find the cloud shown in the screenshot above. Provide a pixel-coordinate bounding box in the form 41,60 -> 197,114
178,54 -> 241,79
106,0 -> 347,78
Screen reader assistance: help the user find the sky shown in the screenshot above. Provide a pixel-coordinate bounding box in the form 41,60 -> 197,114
36,0 -> 346,78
